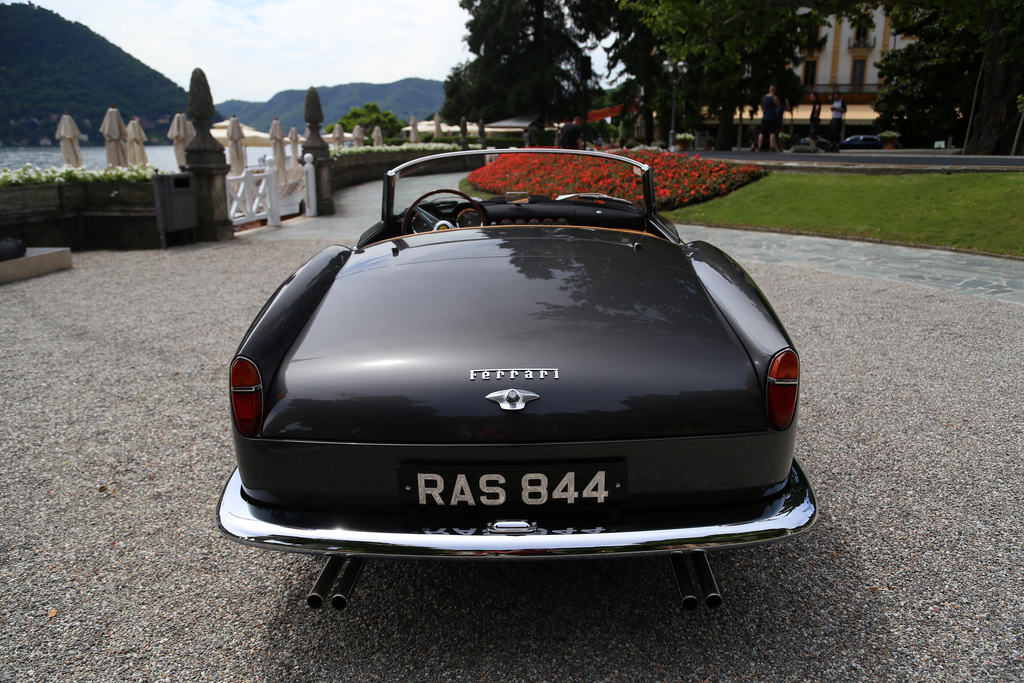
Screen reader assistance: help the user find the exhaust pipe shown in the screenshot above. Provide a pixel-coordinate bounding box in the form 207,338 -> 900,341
307,555 -> 344,608
668,551 -> 722,610
668,553 -> 700,610
331,556 -> 365,610
691,550 -> 722,609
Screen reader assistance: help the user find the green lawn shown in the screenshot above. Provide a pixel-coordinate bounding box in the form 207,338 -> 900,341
666,172 -> 1024,258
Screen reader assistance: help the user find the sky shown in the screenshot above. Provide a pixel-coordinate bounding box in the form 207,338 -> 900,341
32,0 -> 479,103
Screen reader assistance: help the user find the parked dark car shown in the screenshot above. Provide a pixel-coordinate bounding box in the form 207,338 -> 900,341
840,134 -> 885,150
217,148 -> 817,610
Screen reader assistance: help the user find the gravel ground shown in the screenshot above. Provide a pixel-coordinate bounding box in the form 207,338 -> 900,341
1,237 -> 1022,682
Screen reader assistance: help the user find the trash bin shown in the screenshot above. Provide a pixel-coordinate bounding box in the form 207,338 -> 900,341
153,173 -> 198,247
694,132 -> 708,150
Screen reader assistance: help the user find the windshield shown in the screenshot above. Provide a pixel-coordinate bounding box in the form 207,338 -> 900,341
386,149 -> 654,220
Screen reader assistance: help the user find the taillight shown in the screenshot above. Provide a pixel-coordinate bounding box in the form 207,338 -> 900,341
230,357 -> 263,437
766,349 -> 799,430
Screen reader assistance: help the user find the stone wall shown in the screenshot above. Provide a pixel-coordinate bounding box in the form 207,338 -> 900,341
328,150 -> 486,192
0,181 -> 162,250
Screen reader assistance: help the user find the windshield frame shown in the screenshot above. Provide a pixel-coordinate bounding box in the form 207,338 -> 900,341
382,148 -> 656,224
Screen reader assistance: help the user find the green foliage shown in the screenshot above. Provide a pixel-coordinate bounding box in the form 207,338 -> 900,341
881,0 -> 1024,153
441,0 -> 601,123
873,6 -> 979,147
0,4 -> 187,145
338,103 -> 404,138
620,0 -> 854,147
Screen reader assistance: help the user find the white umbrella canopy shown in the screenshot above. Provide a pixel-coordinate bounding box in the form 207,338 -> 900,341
287,126 -> 301,168
371,125 -> 383,146
352,124 -> 364,147
210,119 -> 272,148
126,118 -> 148,166
99,106 -> 128,167
434,112 -> 443,138
409,115 -> 420,143
167,112 -> 191,169
54,112 -> 83,168
225,116 -> 246,175
268,117 -> 287,180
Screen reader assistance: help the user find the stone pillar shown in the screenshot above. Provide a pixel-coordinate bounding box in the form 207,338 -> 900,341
300,87 -> 335,216
184,68 -> 233,242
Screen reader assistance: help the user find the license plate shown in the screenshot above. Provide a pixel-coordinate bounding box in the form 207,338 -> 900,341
398,463 -> 626,508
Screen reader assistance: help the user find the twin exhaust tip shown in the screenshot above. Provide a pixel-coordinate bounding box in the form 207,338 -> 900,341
307,555 -> 364,610
306,551 -> 721,611
669,551 -> 723,610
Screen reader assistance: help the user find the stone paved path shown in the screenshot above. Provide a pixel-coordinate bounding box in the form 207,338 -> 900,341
244,176 -> 1024,306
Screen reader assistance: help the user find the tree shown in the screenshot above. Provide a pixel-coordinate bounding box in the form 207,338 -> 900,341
441,0 -> 600,123
958,0 -> 1024,153
621,0 -> 846,149
881,0 -> 1024,153
874,6 -> 982,148
338,103 -> 403,138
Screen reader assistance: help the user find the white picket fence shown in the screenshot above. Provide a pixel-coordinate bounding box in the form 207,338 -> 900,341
226,155 -> 319,228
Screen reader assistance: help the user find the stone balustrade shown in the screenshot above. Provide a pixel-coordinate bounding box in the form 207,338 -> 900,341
0,148 -> 482,251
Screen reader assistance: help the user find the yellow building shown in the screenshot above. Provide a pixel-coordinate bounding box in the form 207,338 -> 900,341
791,7 -> 915,126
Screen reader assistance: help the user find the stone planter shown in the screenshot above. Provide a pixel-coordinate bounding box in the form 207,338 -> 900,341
0,180 -> 159,250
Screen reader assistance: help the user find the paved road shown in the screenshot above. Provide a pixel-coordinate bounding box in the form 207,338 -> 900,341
3,162 -> 1021,681
2,235 -> 1021,681
700,148 -> 1024,170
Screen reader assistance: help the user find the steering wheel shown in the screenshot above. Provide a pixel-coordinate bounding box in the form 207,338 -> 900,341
401,189 -> 485,234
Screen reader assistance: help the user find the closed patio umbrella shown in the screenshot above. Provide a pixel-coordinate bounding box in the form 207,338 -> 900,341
409,115 -> 420,143
332,122 -> 346,148
268,117 -> 287,180
126,117 -> 148,166
372,125 -> 383,146
434,113 -> 443,139
99,106 -> 128,167
226,115 -> 246,174
55,112 -> 83,168
287,126 -> 301,167
352,124 -> 364,147
167,112 -> 191,169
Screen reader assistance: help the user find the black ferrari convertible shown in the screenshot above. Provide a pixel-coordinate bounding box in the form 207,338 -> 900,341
218,148 -> 816,610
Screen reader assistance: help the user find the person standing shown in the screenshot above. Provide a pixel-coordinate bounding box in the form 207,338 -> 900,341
808,92 -> 822,148
756,85 -> 781,152
558,116 -> 584,149
830,94 -> 847,148
775,97 -> 789,151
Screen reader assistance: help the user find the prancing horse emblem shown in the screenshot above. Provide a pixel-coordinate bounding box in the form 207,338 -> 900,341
485,388 -> 540,411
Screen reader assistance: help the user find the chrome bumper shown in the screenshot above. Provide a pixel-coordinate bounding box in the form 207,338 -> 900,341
217,460 -> 817,558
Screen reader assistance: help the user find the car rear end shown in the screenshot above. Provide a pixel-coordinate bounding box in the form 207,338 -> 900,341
219,227 -> 815,558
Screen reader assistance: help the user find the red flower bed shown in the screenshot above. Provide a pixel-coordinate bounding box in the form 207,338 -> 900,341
467,149 -> 766,211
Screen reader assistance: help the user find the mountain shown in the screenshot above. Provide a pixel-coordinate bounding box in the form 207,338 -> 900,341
0,3 -> 189,145
217,78 -> 446,132
0,2 -> 445,146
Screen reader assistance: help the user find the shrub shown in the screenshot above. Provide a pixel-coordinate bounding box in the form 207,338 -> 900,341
0,163 -> 156,188
466,149 -> 766,211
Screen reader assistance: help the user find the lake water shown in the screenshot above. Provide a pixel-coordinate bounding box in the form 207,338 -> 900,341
0,145 -> 283,173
